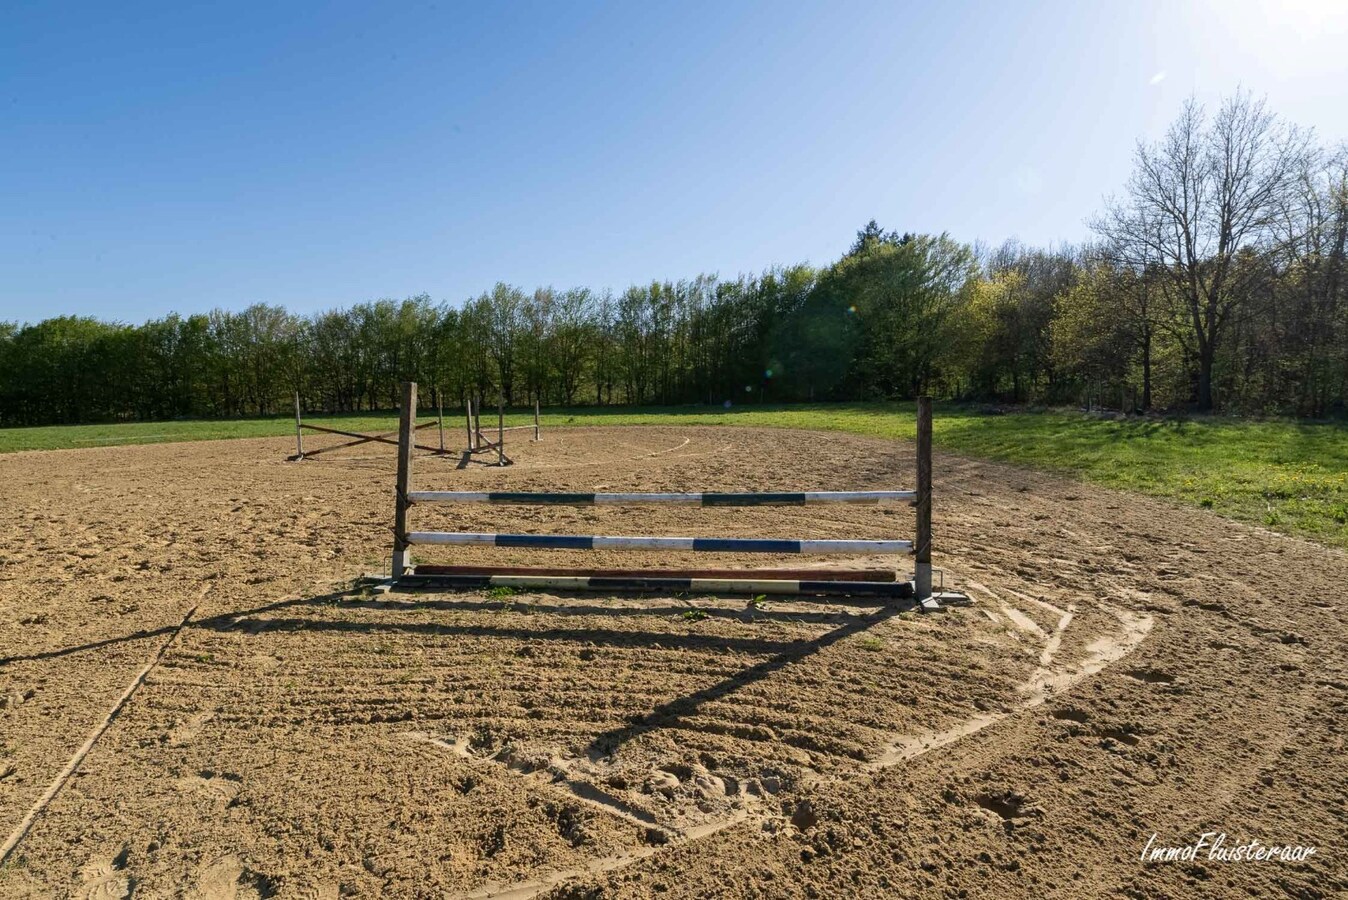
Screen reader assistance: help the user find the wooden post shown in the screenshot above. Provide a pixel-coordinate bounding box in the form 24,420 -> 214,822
436,387 -> 445,454
497,390 -> 505,466
464,398 -> 475,451
534,397 -> 540,441
392,381 -> 417,578
473,395 -> 481,445
293,392 -> 304,460
914,396 -> 933,603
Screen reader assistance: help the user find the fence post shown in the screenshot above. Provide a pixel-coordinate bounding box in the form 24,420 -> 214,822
392,381 -> 417,578
436,387 -> 446,454
293,392 -> 304,460
534,397 -> 540,441
464,398 -> 475,451
914,396 -> 933,603
497,390 -> 505,466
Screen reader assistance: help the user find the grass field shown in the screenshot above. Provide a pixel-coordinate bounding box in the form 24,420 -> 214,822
3,402 -> 1345,549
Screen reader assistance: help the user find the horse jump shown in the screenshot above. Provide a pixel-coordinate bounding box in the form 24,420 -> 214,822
387,382 -> 938,607
463,395 -> 541,466
289,391 -> 449,460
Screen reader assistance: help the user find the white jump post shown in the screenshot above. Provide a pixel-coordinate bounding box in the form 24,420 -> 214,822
534,398 -> 540,441
464,398 -> 475,452
392,381 -> 417,578
915,396 -> 933,604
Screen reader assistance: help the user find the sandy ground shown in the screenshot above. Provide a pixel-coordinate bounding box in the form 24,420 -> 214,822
0,425 -> 1344,899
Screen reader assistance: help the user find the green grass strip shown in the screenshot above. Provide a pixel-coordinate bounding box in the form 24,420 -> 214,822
3,402 -> 1345,550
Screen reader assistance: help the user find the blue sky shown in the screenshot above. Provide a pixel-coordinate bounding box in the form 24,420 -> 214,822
2,0 -> 1346,325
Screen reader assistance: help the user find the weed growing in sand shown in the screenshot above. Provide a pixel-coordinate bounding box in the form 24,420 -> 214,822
857,636 -> 885,652
682,609 -> 708,622
487,586 -> 518,599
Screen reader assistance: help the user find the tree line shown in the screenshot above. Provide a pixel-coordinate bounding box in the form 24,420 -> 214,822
1,92 -> 1344,427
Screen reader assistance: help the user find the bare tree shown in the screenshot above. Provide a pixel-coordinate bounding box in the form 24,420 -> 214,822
1096,92 -> 1311,410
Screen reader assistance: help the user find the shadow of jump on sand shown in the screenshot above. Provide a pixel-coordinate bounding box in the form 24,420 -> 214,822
0,589 -> 360,667
581,602 -> 905,756
2,583 -> 906,667
221,588 -> 910,757
3,585 -> 911,758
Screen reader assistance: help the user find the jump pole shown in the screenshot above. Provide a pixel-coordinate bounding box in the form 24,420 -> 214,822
412,563 -> 898,582
398,572 -> 911,599
392,381 -> 416,578
406,532 -> 911,554
915,396 -> 932,604
407,490 -> 916,505
293,392 -> 304,460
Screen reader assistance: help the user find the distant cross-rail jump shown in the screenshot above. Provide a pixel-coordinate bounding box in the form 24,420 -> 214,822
289,389 -> 539,465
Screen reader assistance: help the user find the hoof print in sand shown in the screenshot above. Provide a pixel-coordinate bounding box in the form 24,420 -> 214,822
191,853 -> 274,900
971,791 -> 1042,830
286,883 -> 340,900
1123,667 -> 1176,684
166,711 -> 216,747
77,850 -> 132,900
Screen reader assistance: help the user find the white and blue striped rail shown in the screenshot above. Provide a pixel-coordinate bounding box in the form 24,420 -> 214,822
397,571 -> 913,598
405,531 -> 913,554
406,490 -> 915,506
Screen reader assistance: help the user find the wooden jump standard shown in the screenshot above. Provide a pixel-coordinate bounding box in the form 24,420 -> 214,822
389,382 -> 937,606
464,394 -> 507,465
463,393 -> 539,466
